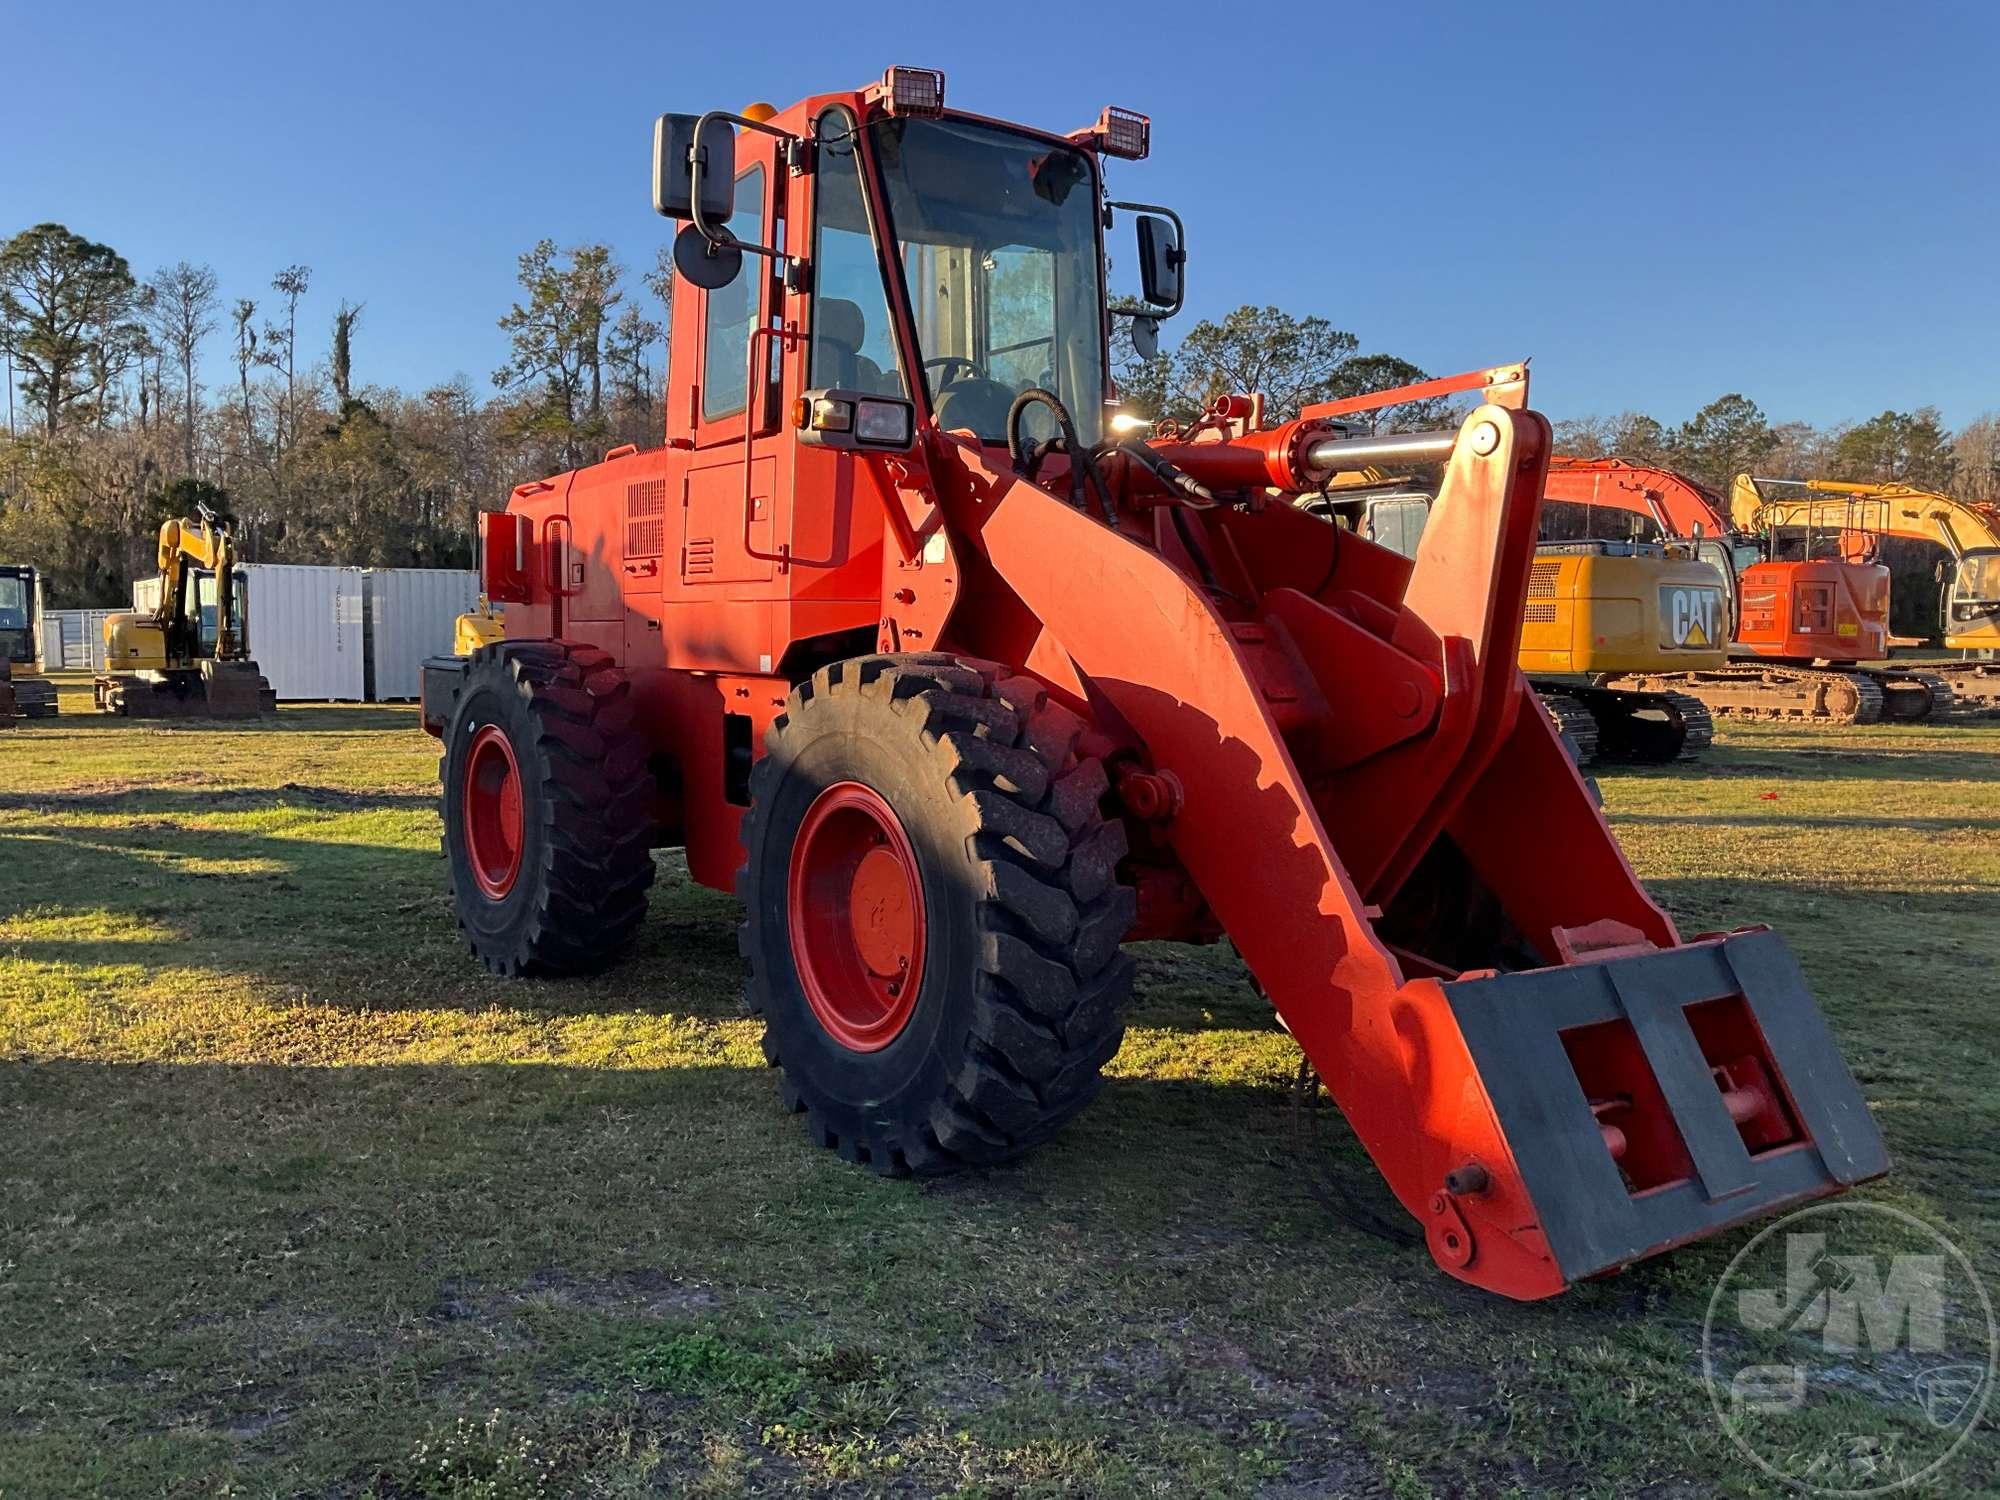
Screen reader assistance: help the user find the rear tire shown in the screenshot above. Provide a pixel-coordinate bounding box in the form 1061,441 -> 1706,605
739,653 -> 1136,1175
440,641 -> 655,975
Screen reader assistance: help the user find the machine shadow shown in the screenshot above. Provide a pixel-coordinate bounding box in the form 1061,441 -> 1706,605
1615,810 -> 2000,835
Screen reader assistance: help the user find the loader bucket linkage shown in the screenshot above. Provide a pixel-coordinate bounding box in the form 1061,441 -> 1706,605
956,397 -> 1889,1300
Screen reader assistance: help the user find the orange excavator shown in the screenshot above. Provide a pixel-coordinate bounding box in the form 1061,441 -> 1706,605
1729,475 -> 2000,716
417,72 -> 1887,1301
1544,457 -> 1953,724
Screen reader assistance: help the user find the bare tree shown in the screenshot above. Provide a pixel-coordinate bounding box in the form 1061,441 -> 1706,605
231,298 -> 258,452
145,261 -> 220,477
332,300 -> 363,405
262,264 -> 310,455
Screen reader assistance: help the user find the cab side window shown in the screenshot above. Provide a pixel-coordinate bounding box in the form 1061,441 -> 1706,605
702,166 -> 767,421
808,108 -> 905,398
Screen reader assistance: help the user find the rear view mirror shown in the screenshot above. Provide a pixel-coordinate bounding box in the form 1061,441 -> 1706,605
653,113 -> 736,223
1137,214 -> 1183,311
673,223 -> 743,290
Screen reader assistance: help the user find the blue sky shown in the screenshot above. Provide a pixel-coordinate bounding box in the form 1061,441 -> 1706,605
7,1 -> 1996,428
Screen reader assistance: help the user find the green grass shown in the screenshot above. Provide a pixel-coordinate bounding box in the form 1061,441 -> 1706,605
2,672 -> 1996,1496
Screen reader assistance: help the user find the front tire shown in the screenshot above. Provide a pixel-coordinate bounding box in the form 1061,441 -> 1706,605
739,654 -> 1136,1174
440,641 -> 655,975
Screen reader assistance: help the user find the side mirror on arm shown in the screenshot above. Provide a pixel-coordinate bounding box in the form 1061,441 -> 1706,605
1137,214 -> 1183,311
1107,200 -> 1186,322
653,113 -> 737,224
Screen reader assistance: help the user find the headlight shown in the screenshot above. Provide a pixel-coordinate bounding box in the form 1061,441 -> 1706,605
795,388 -> 916,452
854,399 -> 913,447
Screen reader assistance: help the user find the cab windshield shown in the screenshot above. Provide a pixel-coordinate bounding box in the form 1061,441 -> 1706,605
0,575 -> 27,664
868,115 -> 1105,447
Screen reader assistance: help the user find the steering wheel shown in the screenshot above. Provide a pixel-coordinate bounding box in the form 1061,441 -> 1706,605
923,355 -> 986,387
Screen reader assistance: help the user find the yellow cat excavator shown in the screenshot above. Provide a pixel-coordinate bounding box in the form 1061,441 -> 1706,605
96,507 -> 276,717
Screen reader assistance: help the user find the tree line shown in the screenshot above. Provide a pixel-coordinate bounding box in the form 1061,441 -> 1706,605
3,219 -> 1993,610
1549,395 -> 1995,501
0,223 -> 673,607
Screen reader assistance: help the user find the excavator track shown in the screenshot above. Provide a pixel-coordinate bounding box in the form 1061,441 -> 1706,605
1602,665 -> 1887,726
1535,684 -> 1712,764
95,662 -> 276,719
1536,690 -> 1600,766
9,677 -> 59,719
1927,662 -> 2000,717
1871,669 -> 1952,723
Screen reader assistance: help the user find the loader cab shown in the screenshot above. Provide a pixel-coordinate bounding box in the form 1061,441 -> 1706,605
658,75 -> 1178,465
0,566 -> 39,670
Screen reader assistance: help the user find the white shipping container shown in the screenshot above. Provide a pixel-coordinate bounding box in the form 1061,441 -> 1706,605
365,568 -> 478,701
135,567 -> 366,699
241,564 -> 367,701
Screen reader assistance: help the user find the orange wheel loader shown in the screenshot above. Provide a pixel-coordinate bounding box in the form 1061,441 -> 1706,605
419,70 -> 1887,1300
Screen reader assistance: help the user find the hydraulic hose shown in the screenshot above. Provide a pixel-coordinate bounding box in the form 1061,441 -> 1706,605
1007,388 -> 1117,527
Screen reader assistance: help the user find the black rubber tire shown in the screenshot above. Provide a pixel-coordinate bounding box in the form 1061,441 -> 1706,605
739,653 -> 1137,1175
439,640 -> 655,976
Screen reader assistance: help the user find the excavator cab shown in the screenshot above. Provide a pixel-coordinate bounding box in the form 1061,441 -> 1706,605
1946,548 -> 2000,648
0,565 -> 59,723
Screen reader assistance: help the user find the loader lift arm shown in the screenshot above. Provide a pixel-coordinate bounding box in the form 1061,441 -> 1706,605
943,390 -> 1887,1297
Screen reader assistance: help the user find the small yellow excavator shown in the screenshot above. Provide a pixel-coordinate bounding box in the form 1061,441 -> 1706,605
0,565 -> 60,725
96,507 -> 276,717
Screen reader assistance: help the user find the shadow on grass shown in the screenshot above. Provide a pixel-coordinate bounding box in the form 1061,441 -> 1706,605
1617,811 -> 2000,834
0,785 -> 441,815
14,702 -> 419,735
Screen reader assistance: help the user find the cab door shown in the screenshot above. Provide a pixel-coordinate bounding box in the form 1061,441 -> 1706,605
683,145 -> 784,589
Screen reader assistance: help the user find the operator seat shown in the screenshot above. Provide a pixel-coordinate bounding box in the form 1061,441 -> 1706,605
813,298 -> 894,396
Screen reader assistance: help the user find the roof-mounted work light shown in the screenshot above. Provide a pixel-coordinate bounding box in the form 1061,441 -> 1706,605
1069,106 -> 1149,160
874,66 -> 946,117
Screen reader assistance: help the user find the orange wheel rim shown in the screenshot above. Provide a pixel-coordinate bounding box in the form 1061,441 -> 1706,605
787,782 -> 926,1052
463,724 -> 525,899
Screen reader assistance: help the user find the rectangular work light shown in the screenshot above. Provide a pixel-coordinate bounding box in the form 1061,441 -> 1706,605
1095,106 -> 1150,160
879,66 -> 945,117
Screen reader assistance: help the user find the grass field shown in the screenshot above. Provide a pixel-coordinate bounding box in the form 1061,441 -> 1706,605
2,672 -> 1996,1498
